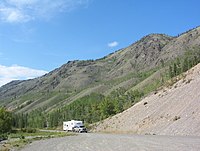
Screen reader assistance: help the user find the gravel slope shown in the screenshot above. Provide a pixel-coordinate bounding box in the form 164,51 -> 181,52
20,133 -> 200,151
93,63 -> 200,136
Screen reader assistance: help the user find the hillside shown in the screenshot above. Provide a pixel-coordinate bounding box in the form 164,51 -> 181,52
0,26 -> 200,114
93,63 -> 200,136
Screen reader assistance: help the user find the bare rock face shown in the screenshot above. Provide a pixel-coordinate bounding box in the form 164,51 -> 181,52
93,63 -> 200,136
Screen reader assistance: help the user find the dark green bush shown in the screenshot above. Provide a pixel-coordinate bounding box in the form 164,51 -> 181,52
21,128 -> 37,133
0,133 -> 8,141
0,107 -> 12,134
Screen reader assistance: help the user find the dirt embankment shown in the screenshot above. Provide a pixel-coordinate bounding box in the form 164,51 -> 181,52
93,63 -> 200,136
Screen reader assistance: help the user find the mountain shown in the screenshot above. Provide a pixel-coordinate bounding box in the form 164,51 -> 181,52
0,26 -> 200,114
93,62 -> 200,136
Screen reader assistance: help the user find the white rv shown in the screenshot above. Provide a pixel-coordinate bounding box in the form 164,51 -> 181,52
63,120 -> 87,132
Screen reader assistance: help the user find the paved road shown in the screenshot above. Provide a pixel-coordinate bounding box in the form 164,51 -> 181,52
20,133 -> 200,151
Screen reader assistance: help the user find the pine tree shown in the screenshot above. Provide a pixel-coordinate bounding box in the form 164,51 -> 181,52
173,63 -> 177,76
169,65 -> 174,78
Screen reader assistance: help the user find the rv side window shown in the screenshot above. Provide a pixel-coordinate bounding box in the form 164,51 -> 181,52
64,123 -> 68,127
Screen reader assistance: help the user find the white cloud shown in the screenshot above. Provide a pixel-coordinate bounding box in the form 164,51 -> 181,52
0,0 -> 90,23
0,64 -> 48,87
108,41 -> 119,48
0,7 -> 31,23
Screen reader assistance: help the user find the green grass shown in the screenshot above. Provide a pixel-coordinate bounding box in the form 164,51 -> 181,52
2,130 -> 74,151
9,130 -> 72,138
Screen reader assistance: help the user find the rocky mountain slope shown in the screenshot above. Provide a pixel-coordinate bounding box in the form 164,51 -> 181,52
0,26 -> 200,113
93,63 -> 200,136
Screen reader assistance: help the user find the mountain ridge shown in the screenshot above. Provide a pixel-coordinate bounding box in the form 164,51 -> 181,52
0,26 -> 200,113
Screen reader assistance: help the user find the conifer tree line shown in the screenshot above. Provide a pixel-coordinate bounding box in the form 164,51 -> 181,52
169,48 -> 200,78
12,89 -> 143,129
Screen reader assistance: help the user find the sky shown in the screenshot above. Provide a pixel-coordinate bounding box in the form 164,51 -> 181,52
0,0 -> 200,87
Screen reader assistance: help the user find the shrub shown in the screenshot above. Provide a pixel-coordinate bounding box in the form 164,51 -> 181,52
21,128 -> 37,133
0,133 -> 8,141
0,107 -> 12,134
20,135 -> 25,139
173,116 -> 181,121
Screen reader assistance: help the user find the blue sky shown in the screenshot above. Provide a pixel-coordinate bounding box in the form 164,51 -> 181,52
0,0 -> 200,86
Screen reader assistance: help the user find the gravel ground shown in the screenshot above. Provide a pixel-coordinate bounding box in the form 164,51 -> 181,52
20,133 -> 200,151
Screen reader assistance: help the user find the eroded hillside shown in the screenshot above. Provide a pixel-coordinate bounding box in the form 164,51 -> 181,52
93,63 -> 200,136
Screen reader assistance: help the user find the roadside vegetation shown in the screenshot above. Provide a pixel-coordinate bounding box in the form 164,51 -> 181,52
0,127 -> 73,151
0,107 -> 12,141
0,107 -> 72,150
